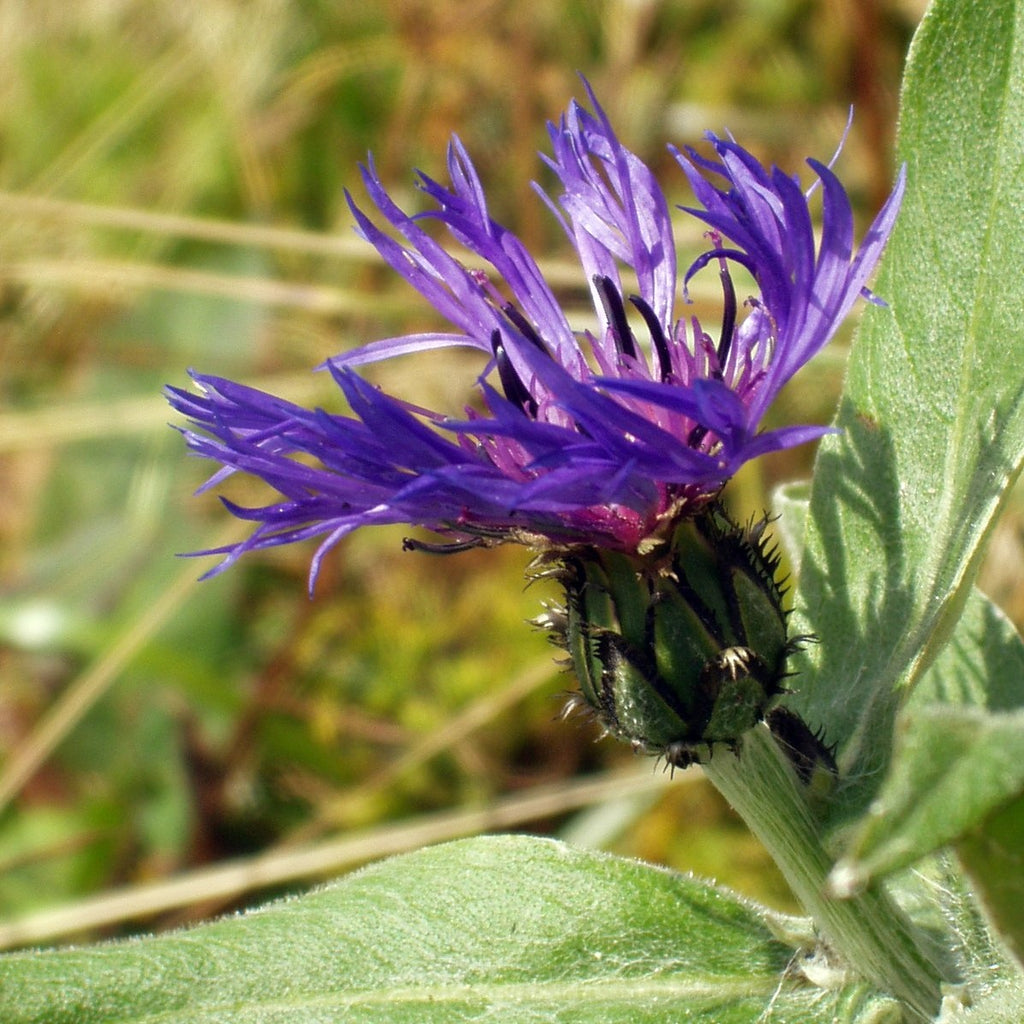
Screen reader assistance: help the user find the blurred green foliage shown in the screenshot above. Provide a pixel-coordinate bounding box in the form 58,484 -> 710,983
0,0 -> 935,944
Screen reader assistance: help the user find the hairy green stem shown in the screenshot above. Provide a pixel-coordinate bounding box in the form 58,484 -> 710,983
702,725 -> 944,1021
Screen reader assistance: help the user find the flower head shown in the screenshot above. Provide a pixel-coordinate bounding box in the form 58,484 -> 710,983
168,83 -> 904,584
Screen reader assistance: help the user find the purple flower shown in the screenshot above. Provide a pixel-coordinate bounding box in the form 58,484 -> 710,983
167,83 -> 904,584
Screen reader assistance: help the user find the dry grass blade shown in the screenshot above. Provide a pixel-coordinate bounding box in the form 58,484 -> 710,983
0,191 -> 374,259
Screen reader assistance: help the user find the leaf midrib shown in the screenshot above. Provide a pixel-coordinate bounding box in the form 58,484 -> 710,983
109,973 -> 786,1024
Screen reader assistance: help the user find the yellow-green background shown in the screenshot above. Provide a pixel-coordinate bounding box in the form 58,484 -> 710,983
5,0 -> 996,949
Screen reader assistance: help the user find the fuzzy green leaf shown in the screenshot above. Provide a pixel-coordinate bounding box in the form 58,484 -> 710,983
955,979 -> 1024,1023
790,0 -> 1024,825
831,700 -> 1024,895
832,589 -> 1024,893
0,835 -> 898,1024
958,794 -> 1024,970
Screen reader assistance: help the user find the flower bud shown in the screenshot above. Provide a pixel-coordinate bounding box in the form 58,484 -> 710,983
537,505 -> 805,768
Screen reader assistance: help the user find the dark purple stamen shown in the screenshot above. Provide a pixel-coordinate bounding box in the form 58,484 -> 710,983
502,302 -> 548,351
628,295 -> 673,381
491,330 -> 539,417
403,536 -> 488,554
716,261 -> 737,374
687,423 -> 710,449
594,275 -> 638,360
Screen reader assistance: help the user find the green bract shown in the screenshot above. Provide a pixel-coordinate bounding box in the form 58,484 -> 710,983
538,506 -> 803,768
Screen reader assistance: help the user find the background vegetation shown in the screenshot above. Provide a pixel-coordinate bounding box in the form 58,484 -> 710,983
2,0 -> 983,949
